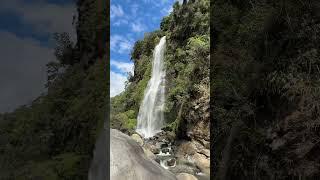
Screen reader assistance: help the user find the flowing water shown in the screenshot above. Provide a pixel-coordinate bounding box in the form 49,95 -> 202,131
136,36 -> 166,138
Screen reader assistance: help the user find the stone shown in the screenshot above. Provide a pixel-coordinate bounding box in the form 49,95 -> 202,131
167,158 -> 176,167
156,142 -> 166,149
131,133 -> 144,146
153,131 -> 175,143
155,158 -> 161,164
144,143 -> 160,154
200,149 -> 210,157
111,129 -> 176,180
176,141 -> 197,158
161,143 -> 169,149
170,163 -> 198,175
162,147 -> 170,154
190,121 -> 210,142
192,153 -> 210,175
176,173 -> 198,180
166,131 -> 176,142
143,147 -> 156,161
199,139 -> 210,149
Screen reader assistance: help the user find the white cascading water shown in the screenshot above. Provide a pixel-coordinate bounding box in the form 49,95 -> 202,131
136,36 -> 166,138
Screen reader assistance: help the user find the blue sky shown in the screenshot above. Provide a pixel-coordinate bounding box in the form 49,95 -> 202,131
0,0 -> 76,112
110,0 -> 181,97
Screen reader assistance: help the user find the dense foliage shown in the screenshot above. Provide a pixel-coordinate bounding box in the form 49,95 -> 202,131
111,0 -> 210,143
212,0 -> 320,179
0,0 -> 108,179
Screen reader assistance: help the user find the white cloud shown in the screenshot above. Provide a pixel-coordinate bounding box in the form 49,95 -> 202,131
110,71 -> 127,97
110,35 -> 134,54
0,0 -> 76,41
131,21 -> 146,32
131,4 -> 139,17
142,0 -> 162,7
161,6 -> 173,15
110,60 -> 134,97
111,4 -> 124,19
119,41 -> 133,53
111,60 -> 134,74
113,19 -> 129,26
0,31 -> 54,112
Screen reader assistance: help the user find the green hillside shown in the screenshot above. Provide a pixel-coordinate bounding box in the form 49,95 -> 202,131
111,0 -> 210,143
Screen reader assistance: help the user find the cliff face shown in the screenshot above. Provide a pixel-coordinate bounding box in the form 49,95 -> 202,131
111,0 -> 210,144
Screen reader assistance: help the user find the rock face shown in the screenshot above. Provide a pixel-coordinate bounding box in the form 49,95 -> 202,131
176,173 -> 198,180
143,147 -> 156,161
193,153 -> 210,175
131,133 -> 144,146
175,141 -> 210,175
111,129 -> 177,180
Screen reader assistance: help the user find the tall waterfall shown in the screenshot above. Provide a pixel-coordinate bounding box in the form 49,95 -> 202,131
136,36 -> 166,138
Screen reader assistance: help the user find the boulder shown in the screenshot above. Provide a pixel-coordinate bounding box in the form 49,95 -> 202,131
200,149 -> 210,157
153,131 -> 176,143
131,133 -> 144,146
199,139 -> 210,149
111,129 -> 177,180
192,153 -> 210,175
161,147 -> 170,154
170,159 -> 199,175
143,147 -> 156,161
189,121 -> 210,143
176,173 -> 198,180
144,143 -> 160,154
167,158 -> 176,167
176,141 -> 198,158
161,143 -> 169,149
156,142 -> 167,150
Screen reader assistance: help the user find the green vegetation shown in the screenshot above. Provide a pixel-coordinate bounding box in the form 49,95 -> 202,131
212,0 -> 320,179
0,0 -> 108,179
111,0 -> 210,143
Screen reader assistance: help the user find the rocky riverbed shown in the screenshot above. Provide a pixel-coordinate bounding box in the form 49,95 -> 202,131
131,130 -> 210,180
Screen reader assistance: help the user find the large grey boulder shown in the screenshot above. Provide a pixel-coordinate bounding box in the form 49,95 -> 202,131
176,173 -> 198,180
111,129 -> 177,180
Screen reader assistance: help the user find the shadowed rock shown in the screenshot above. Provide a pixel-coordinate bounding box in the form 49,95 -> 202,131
88,128 -> 108,180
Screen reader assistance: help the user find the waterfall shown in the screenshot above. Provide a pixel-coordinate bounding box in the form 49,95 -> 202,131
136,36 -> 166,138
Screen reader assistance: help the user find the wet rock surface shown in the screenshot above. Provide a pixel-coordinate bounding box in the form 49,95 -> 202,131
167,158 -> 176,166
139,130 -> 210,179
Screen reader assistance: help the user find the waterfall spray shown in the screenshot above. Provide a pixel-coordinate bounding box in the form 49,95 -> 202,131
136,36 -> 166,138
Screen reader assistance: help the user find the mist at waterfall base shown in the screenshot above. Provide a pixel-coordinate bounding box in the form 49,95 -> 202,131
136,36 -> 166,138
